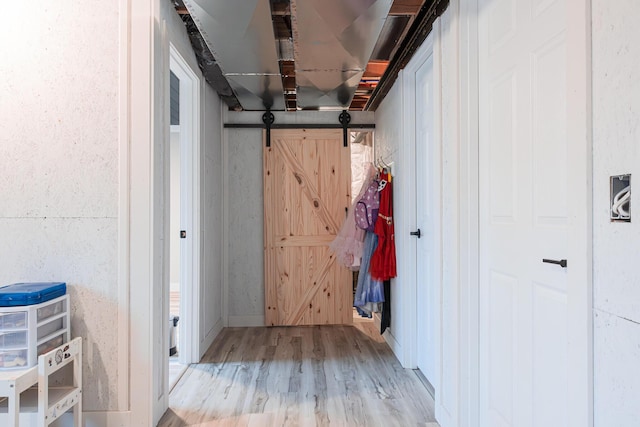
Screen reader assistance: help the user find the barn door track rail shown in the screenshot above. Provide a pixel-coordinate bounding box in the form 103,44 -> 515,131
224,110 -> 374,148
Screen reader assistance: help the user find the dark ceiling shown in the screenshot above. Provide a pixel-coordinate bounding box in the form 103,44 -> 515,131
173,0 -> 448,112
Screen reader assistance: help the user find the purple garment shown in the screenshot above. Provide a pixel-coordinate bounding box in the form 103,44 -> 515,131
354,179 -> 380,232
330,164 -> 377,269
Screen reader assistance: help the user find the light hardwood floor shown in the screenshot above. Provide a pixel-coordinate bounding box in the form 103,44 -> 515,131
158,318 -> 438,427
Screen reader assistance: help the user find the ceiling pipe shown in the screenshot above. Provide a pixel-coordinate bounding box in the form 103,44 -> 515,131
181,15 -> 242,110
365,0 -> 449,111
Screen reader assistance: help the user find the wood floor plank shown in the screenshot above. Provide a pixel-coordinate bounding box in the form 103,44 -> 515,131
158,322 -> 438,427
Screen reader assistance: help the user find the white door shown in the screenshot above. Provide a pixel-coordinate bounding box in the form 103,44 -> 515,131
478,0 -> 589,426
169,46 -> 202,365
414,48 -> 440,390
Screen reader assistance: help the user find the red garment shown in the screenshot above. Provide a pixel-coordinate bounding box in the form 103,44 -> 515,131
370,175 -> 397,280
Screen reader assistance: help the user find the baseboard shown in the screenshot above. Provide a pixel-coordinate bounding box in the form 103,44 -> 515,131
199,317 -> 224,360
383,327 -> 403,362
82,411 -> 131,427
228,315 -> 264,327
373,312 -> 382,331
414,368 -> 436,399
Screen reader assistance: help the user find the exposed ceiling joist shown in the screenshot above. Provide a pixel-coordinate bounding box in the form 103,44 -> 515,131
290,0 -> 393,110
389,0 -> 425,15
366,0 -> 449,111
174,0 -> 448,112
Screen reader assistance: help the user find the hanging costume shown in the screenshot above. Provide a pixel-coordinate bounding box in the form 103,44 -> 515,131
334,164 -> 397,330
330,164 -> 378,270
353,231 -> 385,315
370,171 -> 397,280
381,280 -> 391,334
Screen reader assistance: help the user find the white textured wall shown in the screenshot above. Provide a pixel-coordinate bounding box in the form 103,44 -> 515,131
225,128 -> 265,325
202,84 -> 224,346
0,2 -> 225,421
373,80 -> 408,356
0,1 -> 120,412
224,111 -> 375,326
592,2 -> 640,425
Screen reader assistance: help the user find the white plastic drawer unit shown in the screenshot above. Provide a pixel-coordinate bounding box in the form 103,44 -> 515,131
0,295 -> 70,370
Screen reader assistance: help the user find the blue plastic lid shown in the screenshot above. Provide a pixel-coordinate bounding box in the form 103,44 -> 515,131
0,282 -> 67,306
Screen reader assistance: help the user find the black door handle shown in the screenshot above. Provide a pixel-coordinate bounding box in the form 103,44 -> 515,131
410,229 -> 421,238
542,258 -> 567,268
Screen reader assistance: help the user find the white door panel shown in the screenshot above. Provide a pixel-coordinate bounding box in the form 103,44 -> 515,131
478,0 -> 581,426
487,270 -> 518,427
415,50 -> 438,386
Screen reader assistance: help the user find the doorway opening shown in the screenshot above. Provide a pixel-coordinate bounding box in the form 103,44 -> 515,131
168,87 -> 184,387
168,45 -> 201,389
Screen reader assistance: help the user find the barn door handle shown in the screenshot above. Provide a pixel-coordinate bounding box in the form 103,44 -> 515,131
410,229 -> 421,238
542,258 -> 567,268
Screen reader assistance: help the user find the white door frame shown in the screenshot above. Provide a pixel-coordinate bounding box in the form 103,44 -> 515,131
564,0 -> 593,423
125,3 -> 204,425
169,44 -> 202,365
126,1 -> 162,425
457,0 -> 481,425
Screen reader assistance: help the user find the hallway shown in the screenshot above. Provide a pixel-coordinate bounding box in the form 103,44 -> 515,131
159,318 -> 438,426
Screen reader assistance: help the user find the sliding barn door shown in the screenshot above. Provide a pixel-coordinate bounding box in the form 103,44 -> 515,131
264,129 -> 352,326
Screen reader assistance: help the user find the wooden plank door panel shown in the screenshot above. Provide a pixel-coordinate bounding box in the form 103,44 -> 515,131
264,129 -> 352,326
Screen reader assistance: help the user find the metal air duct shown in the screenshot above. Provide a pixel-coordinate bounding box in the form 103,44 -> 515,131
291,0 -> 393,109
183,0 -> 286,110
